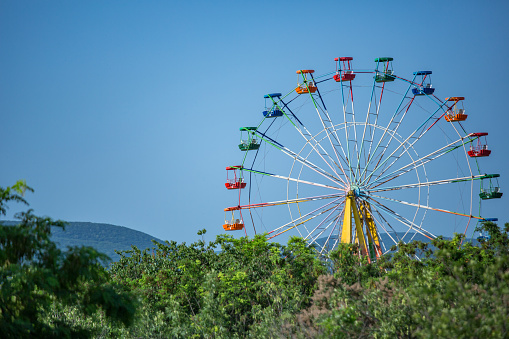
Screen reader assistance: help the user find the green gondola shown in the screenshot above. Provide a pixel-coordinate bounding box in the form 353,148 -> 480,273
374,57 -> 395,83
375,71 -> 395,82
238,141 -> 260,151
479,187 -> 503,200
479,175 -> 503,200
238,127 -> 260,151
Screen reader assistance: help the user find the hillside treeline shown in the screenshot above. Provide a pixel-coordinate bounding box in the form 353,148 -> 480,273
1,181 -> 508,338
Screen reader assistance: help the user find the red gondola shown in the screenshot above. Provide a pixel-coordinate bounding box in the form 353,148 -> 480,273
333,57 -> 356,82
225,166 -> 246,189
468,133 -> 491,157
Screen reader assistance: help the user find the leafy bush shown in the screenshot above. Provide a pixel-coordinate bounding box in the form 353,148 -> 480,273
110,232 -> 327,337
284,225 -> 509,338
0,181 -> 136,338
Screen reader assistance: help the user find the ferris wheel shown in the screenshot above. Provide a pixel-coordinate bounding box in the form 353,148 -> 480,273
223,57 -> 502,259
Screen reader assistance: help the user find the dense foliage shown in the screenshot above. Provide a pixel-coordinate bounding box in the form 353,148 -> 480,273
283,225 -> 509,338
0,181 -> 136,338
108,231 -> 326,337
103,223 -> 508,338
1,181 -> 508,338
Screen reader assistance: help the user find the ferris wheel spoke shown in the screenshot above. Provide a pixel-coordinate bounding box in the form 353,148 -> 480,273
367,133 -> 478,188
291,200 -> 345,237
367,196 -> 437,241
368,173 -> 492,193
343,85 -> 360,182
296,125 -> 348,185
303,205 -> 343,244
318,112 -> 352,177
253,129 -> 346,188
305,76 -> 352,183
356,76 -> 381,180
365,205 -> 403,253
226,192 -> 345,212
360,98 -> 414,182
368,196 -> 427,241
307,213 -> 342,254
369,193 -> 484,222
370,80 -> 420,152
266,198 -> 344,239
358,76 -> 417,183
360,101 -> 448,187
268,96 -> 349,185
339,77 -> 356,183
286,115 -> 350,186
241,167 -> 344,191
358,74 -> 417,182
328,234 -> 342,255
317,213 -> 343,254
371,99 -> 464,183
440,113 -> 476,180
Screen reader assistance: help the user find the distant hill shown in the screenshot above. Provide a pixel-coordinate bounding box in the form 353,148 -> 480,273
1,221 -> 164,264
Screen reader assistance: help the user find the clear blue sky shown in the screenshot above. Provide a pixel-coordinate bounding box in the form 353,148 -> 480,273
1,0 -> 508,244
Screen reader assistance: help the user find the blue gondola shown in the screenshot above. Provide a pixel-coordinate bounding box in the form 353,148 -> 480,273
412,71 -> 435,96
264,93 -> 282,99
477,232 -> 491,242
262,93 -> 284,118
477,218 -> 498,242
263,108 -> 284,118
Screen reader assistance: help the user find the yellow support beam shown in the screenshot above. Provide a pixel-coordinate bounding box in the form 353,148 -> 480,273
341,194 -> 353,244
360,201 -> 381,259
341,193 -> 369,256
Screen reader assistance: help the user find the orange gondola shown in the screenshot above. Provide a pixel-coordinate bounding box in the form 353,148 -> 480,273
444,97 -> 468,122
295,70 -> 317,94
223,208 -> 244,231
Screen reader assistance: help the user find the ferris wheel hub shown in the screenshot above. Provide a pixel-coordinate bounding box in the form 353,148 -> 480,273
348,185 -> 365,198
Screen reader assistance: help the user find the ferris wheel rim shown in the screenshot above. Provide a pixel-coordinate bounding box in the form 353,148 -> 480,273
286,121 -> 431,253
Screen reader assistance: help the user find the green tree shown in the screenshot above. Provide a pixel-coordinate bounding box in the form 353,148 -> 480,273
286,225 -> 509,338
109,232 -> 327,337
0,181 -> 136,338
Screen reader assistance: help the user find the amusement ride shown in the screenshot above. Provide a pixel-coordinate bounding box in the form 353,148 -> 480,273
223,57 -> 502,259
